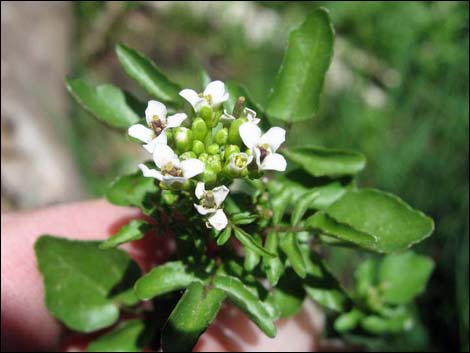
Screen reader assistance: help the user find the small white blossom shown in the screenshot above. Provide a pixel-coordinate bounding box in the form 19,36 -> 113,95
179,80 -> 229,112
239,122 -> 287,172
194,182 -> 230,230
221,107 -> 260,125
128,100 -> 187,153
228,152 -> 253,174
139,144 -> 204,186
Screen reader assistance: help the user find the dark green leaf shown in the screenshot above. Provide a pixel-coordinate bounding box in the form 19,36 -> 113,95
325,189 -> 435,253
233,227 -> 275,257
283,146 -> 366,178
302,246 -> 349,312
266,8 -> 334,123
66,78 -> 141,128
279,233 -> 307,278
105,169 -> 159,212
134,261 -> 201,300
263,231 -> 284,286
87,319 -> 147,352
378,252 -> 434,304
271,268 -> 306,318
116,43 -> 181,104
162,282 -> 225,352
100,220 -> 150,249
307,211 -> 377,249
269,185 -> 292,224
232,212 -> 258,225
35,236 -> 141,332
213,275 -> 276,337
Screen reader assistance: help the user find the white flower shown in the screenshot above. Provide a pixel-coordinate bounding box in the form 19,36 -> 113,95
194,182 -> 230,230
179,80 -> 229,112
139,144 -> 204,186
128,100 -> 187,153
221,107 -> 260,125
239,122 -> 287,172
228,152 -> 253,174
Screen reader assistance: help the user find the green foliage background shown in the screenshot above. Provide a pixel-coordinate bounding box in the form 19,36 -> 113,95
67,1 -> 468,351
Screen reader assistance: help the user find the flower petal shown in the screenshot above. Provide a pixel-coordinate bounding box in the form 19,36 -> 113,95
195,182 -> 205,200
153,144 -> 177,169
180,158 -> 205,179
212,185 -> 230,207
207,209 -> 228,231
166,113 -> 187,128
179,89 -> 200,109
221,110 -> 236,123
145,100 -> 167,124
143,132 -> 167,153
194,204 -> 216,215
128,124 -> 154,143
139,163 -> 163,181
204,81 -> 226,105
261,153 -> 287,171
253,147 -> 262,169
162,175 -> 186,186
239,122 -> 262,149
245,108 -> 260,124
260,127 -> 286,152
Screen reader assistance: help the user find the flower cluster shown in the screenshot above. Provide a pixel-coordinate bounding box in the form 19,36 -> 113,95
128,81 -> 287,230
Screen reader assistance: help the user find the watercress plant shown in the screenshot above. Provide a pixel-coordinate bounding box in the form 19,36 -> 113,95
35,8 -> 435,352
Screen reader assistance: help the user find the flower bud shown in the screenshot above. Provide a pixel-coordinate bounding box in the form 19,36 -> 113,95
200,105 -> 213,122
207,155 -> 222,173
191,118 -> 208,141
207,143 -> 220,155
180,151 -> 197,160
174,127 -> 193,153
201,167 -> 217,187
224,144 -> 240,160
192,140 -> 205,156
215,127 -> 228,145
198,152 -> 209,163
228,118 -> 246,146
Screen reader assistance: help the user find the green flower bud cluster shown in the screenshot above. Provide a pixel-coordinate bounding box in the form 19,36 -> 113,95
163,97 -> 260,188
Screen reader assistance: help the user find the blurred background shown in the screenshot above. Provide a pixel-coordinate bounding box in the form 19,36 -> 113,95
1,1 -> 468,351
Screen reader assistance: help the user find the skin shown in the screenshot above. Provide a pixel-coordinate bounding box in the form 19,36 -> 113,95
1,199 -> 322,352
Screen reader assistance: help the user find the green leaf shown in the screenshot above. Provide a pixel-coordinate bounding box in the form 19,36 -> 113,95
378,252 -> 434,304
334,309 -> 364,333
302,247 -> 349,312
233,227 -> 275,257
162,282 -> 226,352
269,185 -> 292,224
105,169 -> 159,212
116,43 -> 181,105
360,311 -> 414,334
266,8 -> 334,123
271,268 -> 306,318
324,189 -> 435,253
355,258 -> 379,298
307,211 -> 377,249
87,319 -> 147,352
283,146 -> 366,178
66,78 -> 141,128
279,232 -> 307,278
216,226 -> 232,246
263,231 -> 284,286
213,275 -> 276,337
232,212 -> 258,225
100,220 -> 150,249
35,236 -> 141,332
244,234 -> 262,271
134,261 -> 201,300
199,69 -> 212,89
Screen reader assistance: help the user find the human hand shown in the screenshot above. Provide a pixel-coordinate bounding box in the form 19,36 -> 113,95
1,199 -> 324,352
